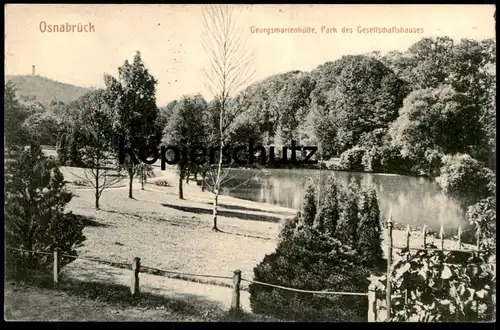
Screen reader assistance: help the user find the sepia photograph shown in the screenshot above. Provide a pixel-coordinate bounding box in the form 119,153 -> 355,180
4,4 -> 496,322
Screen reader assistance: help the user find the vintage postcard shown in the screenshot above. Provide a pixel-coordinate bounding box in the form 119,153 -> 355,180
4,4 -> 496,322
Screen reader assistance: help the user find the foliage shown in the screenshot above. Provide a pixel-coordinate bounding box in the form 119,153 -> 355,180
104,51 -> 161,199
4,144 -> 85,279
335,178 -> 360,248
56,126 -> 85,167
250,173 -> 387,321
436,154 -> 495,207
300,179 -> 317,227
22,112 -> 60,146
4,81 -> 31,155
371,249 -> 495,322
313,175 -> 340,234
466,197 -> 496,252
338,146 -> 365,171
162,94 -> 208,199
356,186 -> 384,269
69,89 -> 124,209
389,86 -> 475,177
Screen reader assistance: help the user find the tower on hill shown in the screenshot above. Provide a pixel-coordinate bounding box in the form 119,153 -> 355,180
32,65 -> 35,75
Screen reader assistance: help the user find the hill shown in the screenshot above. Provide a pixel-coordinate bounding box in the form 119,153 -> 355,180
5,75 -> 90,107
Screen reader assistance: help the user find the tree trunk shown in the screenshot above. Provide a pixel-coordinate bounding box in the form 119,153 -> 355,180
201,171 -> 206,192
141,176 -> 145,190
95,167 -> 100,209
212,190 -> 219,231
128,173 -> 134,199
186,168 -> 190,184
212,144 -> 224,232
178,173 -> 184,199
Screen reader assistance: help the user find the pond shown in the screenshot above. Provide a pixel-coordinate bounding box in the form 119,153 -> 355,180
220,168 -> 467,231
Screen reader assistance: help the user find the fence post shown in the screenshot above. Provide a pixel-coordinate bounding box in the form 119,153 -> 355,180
130,257 -> 140,297
440,223 -> 444,250
386,211 -> 394,321
405,225 -> 411,249
422,224 -> 427,248
457,225 -> 462,250
53,247 -> 60,285
231,269 -> 242,312
368,284 -> 377,322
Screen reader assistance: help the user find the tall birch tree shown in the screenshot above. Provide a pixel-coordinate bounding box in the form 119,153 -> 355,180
201,5 -> 256,231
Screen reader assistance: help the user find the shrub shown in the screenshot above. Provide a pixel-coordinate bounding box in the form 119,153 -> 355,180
371,248 -> 495,322
314,175 -> 340,234
154,179 -> 172,187
300,179 -> 316,227
356,187 -> 384,269
73,179 -> 89,187
250,177 -> 378,321
436,154 -> 495,207
339,146 -> 365,171
335,178 -> 360,248
249,227 -> 370,321
4,144 -> 86,280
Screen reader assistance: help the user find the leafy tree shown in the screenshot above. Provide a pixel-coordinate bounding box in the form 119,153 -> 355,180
310,55 -> 407,153
314,175 -> 340,234
335,177 -> 360,248
5,144 -> 85,278
162,94 -> 207,199
68,89 -> 124,209
356,186 -> 384,268
4,81 -> 30,156
104,51 -> 161,199
56,125 -> 85,167
23,112 -> 60,146
389,86 -> 481,176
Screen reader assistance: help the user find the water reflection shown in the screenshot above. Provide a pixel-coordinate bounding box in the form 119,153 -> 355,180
220,168 -> 466,230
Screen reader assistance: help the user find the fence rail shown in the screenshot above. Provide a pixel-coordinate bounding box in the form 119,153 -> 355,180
5,245 -> 371,315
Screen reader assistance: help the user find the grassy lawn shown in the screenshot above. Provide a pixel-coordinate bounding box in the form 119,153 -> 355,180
4,279 -> 276,322
60,165 -> 296,288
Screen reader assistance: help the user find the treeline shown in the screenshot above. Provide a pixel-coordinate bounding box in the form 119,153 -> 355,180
5,37 -> 496,219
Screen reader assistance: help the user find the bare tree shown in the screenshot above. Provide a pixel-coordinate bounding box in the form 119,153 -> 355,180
201,4 -> 256,231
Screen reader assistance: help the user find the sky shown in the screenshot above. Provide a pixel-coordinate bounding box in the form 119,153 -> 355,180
4,4 -> 496,106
